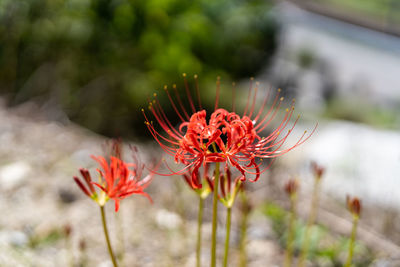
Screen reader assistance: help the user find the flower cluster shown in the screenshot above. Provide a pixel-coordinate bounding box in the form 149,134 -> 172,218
143,75 -> 315,189
73,149 -> 153,212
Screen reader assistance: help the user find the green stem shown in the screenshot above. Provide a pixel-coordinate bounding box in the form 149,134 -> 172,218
115,210 -> 125,267
345,216 -> 359,267
100,206 -> 118,267
211,162 -> 220,267
66,236 -> 74,267
223,207 -> 232,267
299,179 -> 320,267
79,244 -> 88,267
196,196 -> 204,267
284,194 -> 297,267
239,194 -> 249,267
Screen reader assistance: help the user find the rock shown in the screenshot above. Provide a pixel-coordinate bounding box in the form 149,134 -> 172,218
58,188 -> 77,204
98,260 -> 113,267
0,231 -> 28,247
371,259 -> 400,267
0,162 -> 31,190
155,209 -> 182,230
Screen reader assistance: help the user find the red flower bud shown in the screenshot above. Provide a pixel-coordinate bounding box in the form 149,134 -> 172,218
311,161 -> 325,179
284,179 -> 299,196
346,195 -> 361,216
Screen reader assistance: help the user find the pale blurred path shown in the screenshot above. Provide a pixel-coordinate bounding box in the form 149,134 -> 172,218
276,2 -> 400,105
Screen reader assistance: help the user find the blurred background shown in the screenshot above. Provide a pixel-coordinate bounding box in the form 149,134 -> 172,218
0,0 -> 400,266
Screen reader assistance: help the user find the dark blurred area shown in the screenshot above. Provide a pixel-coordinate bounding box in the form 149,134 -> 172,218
0,0 -> 278,138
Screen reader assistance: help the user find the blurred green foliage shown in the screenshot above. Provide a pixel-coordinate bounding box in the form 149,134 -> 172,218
0,0 -> 278,138
324,97 -> 399,129
261,202 -> 375,266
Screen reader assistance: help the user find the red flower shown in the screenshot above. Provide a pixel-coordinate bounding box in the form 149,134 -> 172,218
73,149 -> 153,211
143,75 -> 315,188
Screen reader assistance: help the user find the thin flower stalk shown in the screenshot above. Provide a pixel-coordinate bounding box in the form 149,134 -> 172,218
196,196 -> 204,267
345,196 -> 361,267
101,206 -> 118,267
79,239 -> 88,267
284,179 -> 299,267
211,162 -> 220,267
218,167 -> 243,267
223,206 -> 232,267
115,208 -> 125,266
299,162 -> 325,267
183,164 -> 212,267
238,188 -> 251,267
64,224 -> 74,267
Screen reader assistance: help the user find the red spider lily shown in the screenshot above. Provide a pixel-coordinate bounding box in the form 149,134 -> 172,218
143,75 -> 316,188
73,150 -> 153,211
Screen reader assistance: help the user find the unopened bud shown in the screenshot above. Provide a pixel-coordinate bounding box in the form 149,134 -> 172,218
64,224 -> 72,238
346,195 -> 361,216
311,161 -> 325,180
284,179 -> 299,196
79,239 -> 86,251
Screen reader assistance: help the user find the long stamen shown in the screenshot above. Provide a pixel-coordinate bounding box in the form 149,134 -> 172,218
257,104 -> 295,146
173,84 -> 190,120
153,96 -> 184,139
253,87 -> 271,122
164,85 -> 186,123
100,206 -> 118,267
183,73 -> 197,113
232,82 -> 236,113
215,76 -> 221,111
248,82 -> 259,118
255,93 -> 284,133
147,104 -> 182,141
254,89 -> 281,131
258,127 -> 308,158
143,120 -> 180,156
243,77 -> 254,116
194,74 -> 202,110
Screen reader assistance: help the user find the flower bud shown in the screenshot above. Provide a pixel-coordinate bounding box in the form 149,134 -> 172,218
79,239 -> 86,251
284,179 -> 299,196
346,195 -> 361,216
64,224 -> 72,238
311,161 -> 325,180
